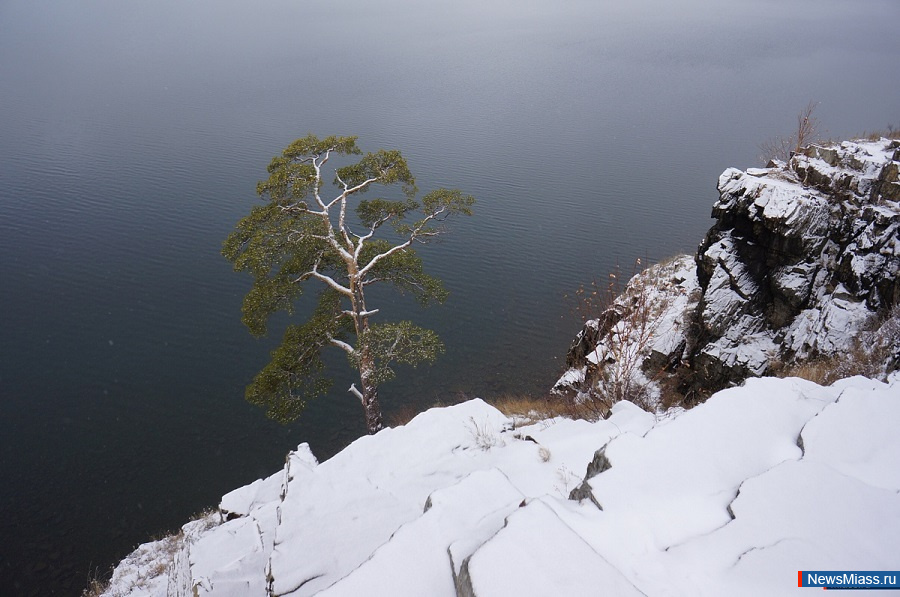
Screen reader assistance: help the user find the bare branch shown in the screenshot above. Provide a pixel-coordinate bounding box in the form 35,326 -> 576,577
319,148 -> 332,169
279,203 -> 325,217
758,101 -> 819,167
288,230 -> 331,243
359,239 -> 413,276
311,155 -> 327,211
329,336 -> 355,355
348,383 -> 365,404
343,309 -> 379,318
384,329 -> 403,361
358,206 -> 448,276
352,215 -> 395,262
326,177 -> 380,210
336,196 -> 360,254
794,101 -> 819,153
309,261 -> 352,297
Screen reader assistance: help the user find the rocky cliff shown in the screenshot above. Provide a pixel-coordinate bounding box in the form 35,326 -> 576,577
556,138 -> 900,406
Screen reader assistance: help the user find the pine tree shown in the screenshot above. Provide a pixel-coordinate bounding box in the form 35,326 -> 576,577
223,135 -> 474,433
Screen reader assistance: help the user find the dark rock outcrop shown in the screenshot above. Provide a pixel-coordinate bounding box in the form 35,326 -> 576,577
556,138 -> 900,404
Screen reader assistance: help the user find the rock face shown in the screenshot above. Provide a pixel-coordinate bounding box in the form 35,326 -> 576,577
556,138 -> 900,403
694,139 -> 900,386
553,255 -> 702,408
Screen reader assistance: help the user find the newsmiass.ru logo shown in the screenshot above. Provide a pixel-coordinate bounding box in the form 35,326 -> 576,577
799,570 -> 900,589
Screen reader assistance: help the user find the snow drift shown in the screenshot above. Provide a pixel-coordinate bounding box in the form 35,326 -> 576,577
102,374 -> 900,596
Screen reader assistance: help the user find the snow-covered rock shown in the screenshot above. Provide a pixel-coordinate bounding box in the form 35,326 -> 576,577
557,138 -> 900,402
694,139 -> 899,386
102,375 -> 900,596
553,254 -> 702,410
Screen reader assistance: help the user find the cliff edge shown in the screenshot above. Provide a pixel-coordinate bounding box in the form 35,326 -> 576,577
556,138 -> 900,406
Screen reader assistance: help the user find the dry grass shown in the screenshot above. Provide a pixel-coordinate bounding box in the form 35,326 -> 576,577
781,345 -> 891,386
385,394 -> 467,428
858,123 -> 900,141
466,416 -> 503,450
386,404 -> 426,428
778,357 -> 839,385
385,392 -> 609,430
490,394 -> 568,424
489,393 -> 611,425
82,576 -> 107,597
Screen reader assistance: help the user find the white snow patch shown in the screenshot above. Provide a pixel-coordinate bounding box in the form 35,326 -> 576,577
103,377 -> 900,597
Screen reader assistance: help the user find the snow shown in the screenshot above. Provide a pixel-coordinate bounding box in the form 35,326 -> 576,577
700,239 -> 757,335
103,376 -> 900,597
771,262 -> 816,304
799,377 -> 900,490
555,366 -> 585,387
219,472 -> 283,520
664,459 -> 900,597
583,377 -> 822,549
757,188 -> 829,237
187,516 -> 270,596
717,164 -> 831,240
316,469 -> 523,597
461,499 -> 644,597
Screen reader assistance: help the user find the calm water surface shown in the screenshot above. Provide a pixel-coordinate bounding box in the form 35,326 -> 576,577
1,0 -> 897,593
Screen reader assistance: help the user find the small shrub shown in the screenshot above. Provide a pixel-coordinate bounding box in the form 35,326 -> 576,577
656,363 -> 709,410
554,465 -> 581,498
467,417 -> 503,450
566,259 -> 682,415
759,101 -> 820,166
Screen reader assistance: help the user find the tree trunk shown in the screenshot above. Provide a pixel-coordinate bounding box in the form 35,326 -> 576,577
361,377 -> 384,434
349,274 -> 384,434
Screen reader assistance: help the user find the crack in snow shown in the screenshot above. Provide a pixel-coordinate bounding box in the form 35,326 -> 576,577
732,538 -> 793,568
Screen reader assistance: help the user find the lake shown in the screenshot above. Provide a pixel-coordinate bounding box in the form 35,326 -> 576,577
0,0 -> 897,593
